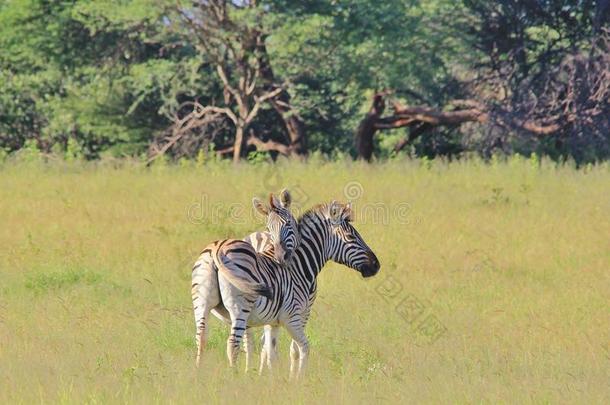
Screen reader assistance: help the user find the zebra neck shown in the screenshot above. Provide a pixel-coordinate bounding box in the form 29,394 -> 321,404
290,212 -> 332,284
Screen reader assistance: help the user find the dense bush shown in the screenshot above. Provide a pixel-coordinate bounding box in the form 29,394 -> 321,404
0,1 -> 607,163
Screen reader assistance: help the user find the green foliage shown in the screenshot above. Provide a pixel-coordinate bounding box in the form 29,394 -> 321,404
0,0 -> 606,162
265,0 -> 466,156
17,139 -> 44,162
247,150 -> 272,164
0,0 -> 200,158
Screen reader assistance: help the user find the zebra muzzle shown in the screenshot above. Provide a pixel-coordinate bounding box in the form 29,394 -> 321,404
360,251 -> 380,277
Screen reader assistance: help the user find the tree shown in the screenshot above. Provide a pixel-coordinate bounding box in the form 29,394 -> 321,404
0,0 -> 179,157
1,0 -> 607,163
146,0 -> 309,163
355,0 -> 610,163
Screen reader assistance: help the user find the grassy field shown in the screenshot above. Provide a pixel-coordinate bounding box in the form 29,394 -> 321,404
0,158 -> 609,404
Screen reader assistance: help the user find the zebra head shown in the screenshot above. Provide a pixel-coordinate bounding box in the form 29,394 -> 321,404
252,189 -> 299,265
326,201 -> 380,278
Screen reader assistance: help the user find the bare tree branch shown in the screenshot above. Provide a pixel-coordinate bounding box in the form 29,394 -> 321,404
245,86 -> 283,124
247,132 -> 291,156
147,101 -> 233,164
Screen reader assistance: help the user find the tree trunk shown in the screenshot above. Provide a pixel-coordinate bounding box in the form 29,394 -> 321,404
355,94 -> 385,161
355,93 -> 564,161
233,125 -> 246,163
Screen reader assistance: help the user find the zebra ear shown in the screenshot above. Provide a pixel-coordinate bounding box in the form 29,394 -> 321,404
344,202 -> 354,222
269,193 -> 281,210
329,200 -> 342,222
252,197 -> 270,216
279,188 -> 292,208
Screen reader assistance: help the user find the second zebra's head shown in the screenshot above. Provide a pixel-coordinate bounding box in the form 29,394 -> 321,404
326,201 -> 380,278
253,189 -> 299,265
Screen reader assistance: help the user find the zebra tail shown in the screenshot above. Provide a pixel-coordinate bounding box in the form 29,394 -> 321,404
213,253 -> 273,300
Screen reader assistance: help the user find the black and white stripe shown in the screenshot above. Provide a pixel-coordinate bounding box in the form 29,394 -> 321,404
191,190 -> 298,368
203,201 -> 380,377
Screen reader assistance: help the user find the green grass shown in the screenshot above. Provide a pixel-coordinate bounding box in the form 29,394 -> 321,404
0,158 -> 609,403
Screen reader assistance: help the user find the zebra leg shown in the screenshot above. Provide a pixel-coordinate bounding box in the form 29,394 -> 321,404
194,309 -> 210,368
244,328 -> 255,372
192,249 -> 221,368
259,325 -> 280,374
226,315 -> 248,368
222,291 -> 256,368
285,321 -> 309,379
259,332 -> 268,374
217,266 -> 258,369
289,340 -> 300,380
267,326 -> 280,371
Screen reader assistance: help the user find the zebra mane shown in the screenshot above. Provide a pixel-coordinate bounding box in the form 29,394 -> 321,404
296,203 -> 327,235
297,202 -> 329,223
298,201 -> 350,223
297,201 -> 350,233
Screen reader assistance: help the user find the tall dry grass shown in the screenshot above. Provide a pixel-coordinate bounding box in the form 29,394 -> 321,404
0,157 -> 608,403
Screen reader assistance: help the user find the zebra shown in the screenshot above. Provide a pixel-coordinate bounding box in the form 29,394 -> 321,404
191,189 -> 299,368
196,200 -> 380,378
249,189 -> 299,265
244,188 -> 299,262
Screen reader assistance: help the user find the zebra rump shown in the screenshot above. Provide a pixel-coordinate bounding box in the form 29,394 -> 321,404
212,240 -> 274,300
